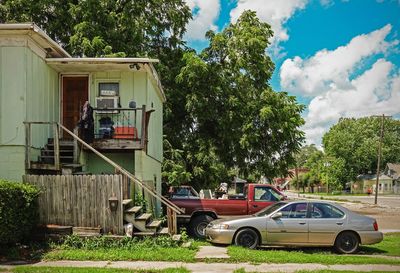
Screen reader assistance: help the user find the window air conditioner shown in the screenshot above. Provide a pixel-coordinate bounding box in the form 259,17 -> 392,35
96,97 -> 119,113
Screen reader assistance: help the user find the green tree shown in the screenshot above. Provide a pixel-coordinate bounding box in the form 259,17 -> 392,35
173,11 -> 305,188
323,117 -> 400,187
0,0 -> 191,57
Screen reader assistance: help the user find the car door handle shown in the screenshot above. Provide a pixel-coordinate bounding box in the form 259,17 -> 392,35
336,222 -> 344,226
253,204 -> 258,208
298,222 -> 306,225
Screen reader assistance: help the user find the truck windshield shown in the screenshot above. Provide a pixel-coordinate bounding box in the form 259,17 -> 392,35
255,202 -> 286,217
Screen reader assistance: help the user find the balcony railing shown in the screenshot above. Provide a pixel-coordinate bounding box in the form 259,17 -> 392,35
91,105 -> 148,150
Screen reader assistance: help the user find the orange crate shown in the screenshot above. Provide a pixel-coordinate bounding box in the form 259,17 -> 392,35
114,127 -> 137,139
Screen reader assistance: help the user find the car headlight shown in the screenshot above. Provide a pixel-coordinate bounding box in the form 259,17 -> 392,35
212,224 -> 230,230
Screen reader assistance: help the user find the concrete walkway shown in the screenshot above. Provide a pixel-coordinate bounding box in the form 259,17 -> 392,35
195,246 -> 229,259
1,260 -> 399,273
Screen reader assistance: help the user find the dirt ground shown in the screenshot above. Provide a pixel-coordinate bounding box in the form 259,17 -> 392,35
339,201 -> 400,230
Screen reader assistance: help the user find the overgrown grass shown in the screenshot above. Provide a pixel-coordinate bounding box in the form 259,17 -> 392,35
234,270 -> 394,273
227,246 -> 400,265
13,266 -> 190,273
359,233 -> 400,256
43,235 -> 197,262
227,233 -> 400,265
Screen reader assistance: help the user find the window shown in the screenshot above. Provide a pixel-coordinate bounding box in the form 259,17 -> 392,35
279,203 -> 307,219
311,203 -> 345,219
254,187 -> 281,201
99,82 -> 119,96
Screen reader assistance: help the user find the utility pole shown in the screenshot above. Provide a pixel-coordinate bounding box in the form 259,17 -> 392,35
373,114 -> 391,205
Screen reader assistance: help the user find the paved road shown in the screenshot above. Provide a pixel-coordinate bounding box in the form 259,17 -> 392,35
285,191 -> 400,208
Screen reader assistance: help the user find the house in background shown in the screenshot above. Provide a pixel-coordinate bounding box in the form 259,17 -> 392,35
0,23 -> 179,235
353,174 -> 393,194
384,163 -> 400,194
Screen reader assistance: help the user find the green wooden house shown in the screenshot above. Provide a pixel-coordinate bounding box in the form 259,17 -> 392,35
0,23 -> 180,235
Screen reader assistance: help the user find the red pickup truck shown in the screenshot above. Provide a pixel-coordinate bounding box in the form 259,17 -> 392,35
170,184 -> 285,238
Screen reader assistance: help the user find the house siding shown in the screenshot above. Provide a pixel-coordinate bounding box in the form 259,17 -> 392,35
0,44 -> 58,181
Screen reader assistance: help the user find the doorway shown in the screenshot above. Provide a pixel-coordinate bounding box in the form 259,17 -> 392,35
62,76 -> 89,138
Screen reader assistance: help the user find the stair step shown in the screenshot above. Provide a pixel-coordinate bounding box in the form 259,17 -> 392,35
158,227 -> 170,235
133,231 -> 155,236
136,213 -> 152,222
125,206 -> 142,214
42,149 -> 73,153
48,142 -> 74,147
122,199 -> 132,207
40,155 -> 74,159
146,220 -> 162,229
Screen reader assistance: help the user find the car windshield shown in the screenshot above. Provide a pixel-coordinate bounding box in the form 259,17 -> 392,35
255,202 -> 287,217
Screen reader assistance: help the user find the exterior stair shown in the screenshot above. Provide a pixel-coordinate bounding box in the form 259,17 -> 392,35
122,199 -> 166,236
29,138 -> 83,174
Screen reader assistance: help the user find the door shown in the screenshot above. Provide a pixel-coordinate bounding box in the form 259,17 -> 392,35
62,76 -> 89,138
266,202 -> 309,244
248,186 -> 282,214
308,202 -> 346,245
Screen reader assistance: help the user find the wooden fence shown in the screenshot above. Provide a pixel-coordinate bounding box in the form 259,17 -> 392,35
23,174 -> 124,235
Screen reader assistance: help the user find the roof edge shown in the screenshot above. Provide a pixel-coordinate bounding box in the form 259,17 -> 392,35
0,23 -> 71,57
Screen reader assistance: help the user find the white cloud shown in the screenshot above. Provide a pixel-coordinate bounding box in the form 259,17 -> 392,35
280,24 -> 397,96
278,25 -> 400,146
230,0 -> 308,45
184,0 -> 221,41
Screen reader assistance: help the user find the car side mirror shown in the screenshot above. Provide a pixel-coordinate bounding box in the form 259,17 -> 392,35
271,212 -> 282,220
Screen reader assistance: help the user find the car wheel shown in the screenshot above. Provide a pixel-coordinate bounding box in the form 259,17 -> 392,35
189,215 -> 213,239
335,231 -> 360,254
234,228 -> 259,249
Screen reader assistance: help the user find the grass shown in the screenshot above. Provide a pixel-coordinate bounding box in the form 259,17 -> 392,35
13,266 -> 190,273
226,233 -> 400,265
227,246 -> 400,265
359,233 -> 400,256
44,247 -> 196,262
234,268 -> 398,273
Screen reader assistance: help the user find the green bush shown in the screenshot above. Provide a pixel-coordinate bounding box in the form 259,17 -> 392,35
0,180 -> 40,245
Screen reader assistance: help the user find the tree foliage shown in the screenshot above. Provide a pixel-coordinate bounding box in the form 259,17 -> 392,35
171,11 -> 305,188
0,0 -> 191,57
1,5 -> 305,189
323,117 -> 400,184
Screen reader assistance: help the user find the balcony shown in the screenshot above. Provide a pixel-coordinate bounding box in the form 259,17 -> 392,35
88,105 -> 152,151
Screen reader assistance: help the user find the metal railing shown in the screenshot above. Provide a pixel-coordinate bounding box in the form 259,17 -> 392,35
93,105 -> 146,145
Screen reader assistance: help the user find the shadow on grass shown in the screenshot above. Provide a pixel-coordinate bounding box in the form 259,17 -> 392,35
254,245 -> 388,255
0,241 -> 52,265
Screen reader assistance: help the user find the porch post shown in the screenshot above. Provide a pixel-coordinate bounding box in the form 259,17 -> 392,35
24,122 -> 31,170
53,123 -> 60,170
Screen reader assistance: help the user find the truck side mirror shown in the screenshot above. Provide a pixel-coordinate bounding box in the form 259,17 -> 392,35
271,212 -> 283,220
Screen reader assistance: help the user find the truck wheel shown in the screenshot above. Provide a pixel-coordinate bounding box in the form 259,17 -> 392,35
189,215 -> 213,239
334,231 -> 359,254
234,228 -> 259,249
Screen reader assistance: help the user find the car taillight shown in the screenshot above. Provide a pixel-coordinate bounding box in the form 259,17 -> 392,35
373,220 -> 379,231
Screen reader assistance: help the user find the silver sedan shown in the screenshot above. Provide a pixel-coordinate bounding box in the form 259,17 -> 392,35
205,201 -> 383,254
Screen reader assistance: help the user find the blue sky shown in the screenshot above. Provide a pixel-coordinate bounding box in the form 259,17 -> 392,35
184,0 -> 400,147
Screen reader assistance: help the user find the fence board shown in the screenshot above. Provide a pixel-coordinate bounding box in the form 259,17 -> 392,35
23,174 -> 124,235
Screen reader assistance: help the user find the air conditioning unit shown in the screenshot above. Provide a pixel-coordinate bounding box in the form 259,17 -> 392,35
96,97 -> 119,113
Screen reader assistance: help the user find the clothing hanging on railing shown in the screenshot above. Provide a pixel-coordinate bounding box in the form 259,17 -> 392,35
79,101 -> 94,143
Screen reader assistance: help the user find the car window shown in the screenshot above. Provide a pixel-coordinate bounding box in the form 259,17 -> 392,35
279,203 -> 307,219
311,203 -> 345,219
254,187 -> 280,201
255,202 -> 286,217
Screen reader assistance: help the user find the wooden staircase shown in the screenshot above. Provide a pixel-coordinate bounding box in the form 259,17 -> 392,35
29,138 -> 83,174
122,199 -> 169,236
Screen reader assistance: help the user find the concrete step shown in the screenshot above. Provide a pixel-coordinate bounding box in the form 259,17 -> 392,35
133,231 -> 155,236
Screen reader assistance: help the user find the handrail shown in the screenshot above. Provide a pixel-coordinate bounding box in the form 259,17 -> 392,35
57,123 -> 183,214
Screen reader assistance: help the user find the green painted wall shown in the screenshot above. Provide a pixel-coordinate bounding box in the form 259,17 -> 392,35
0,45 -> 59,181
85,152 -> 134,174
